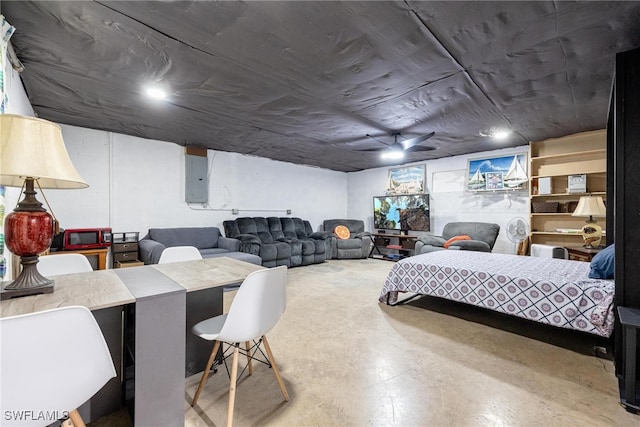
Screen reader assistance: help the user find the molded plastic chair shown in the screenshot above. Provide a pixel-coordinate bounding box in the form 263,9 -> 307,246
0,306 -> 117,427
191,265 -> 289,427
158,245 -> 202,264
38,253 -> 93,276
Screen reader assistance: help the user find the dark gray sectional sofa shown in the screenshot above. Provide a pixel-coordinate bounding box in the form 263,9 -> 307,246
223,217 -> 331,267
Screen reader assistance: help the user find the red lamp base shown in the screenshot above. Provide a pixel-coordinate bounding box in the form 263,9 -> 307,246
1,178 -> 56,300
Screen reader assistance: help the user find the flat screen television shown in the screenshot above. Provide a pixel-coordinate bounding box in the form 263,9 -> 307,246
373,194 -> 430,232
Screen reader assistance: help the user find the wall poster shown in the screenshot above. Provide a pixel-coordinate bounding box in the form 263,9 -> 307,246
466,153 -> 528,192
386,164 -> 425,194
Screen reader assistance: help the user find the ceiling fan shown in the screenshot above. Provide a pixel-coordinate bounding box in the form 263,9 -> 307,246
340,131 -> 436,158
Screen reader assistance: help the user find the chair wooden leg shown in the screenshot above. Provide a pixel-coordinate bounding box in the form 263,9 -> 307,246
68,409 -> 86,427
245,341 -> 253,375
227,344 -> 240,427
262,335 -> 289,401
192,340 -> 221,406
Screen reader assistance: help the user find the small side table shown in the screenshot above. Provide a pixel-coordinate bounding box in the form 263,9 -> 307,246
565,246 -> 602,262
617,306 -> 640,413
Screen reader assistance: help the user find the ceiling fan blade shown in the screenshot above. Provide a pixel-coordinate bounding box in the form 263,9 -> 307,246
355,147 -> 388,152
400,131 -> 435,150
353,142 -> 405,153
366,133 -> 391,147
408,145 -> 436,152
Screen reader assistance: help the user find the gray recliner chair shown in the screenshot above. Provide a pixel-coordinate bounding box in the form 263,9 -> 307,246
320,219 -> 372,259
414,222 -> 500,254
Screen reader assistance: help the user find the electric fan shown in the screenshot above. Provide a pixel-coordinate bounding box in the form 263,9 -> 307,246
506,217 -> 529,253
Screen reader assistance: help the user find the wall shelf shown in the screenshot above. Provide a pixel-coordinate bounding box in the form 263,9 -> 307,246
529,129 -> 607,247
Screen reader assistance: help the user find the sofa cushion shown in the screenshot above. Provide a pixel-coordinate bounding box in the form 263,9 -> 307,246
337,238 -> 363,250
234,217 -> 274,243
300,240 -> 315,256
268,217 -> 287,240
279,217 -> 299,240
418,235 -> 447,247
199,248 -> 230,257
448,240 -> 491,252
148,227 -> 220,249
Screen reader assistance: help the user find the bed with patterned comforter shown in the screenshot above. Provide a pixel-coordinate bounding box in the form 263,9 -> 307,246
379,251 -> 615,337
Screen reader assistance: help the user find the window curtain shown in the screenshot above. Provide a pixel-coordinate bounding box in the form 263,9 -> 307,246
0,15 -> 16,279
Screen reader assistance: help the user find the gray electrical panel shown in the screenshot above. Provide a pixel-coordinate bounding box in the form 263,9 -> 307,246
185,147 -> 208,203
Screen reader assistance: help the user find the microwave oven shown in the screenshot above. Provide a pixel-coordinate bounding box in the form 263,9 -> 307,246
63,228 -> 112,250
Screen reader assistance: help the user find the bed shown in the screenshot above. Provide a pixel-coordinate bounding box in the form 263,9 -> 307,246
379,251 -> 615,337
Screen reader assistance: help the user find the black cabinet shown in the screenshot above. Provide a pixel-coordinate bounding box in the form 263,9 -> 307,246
610,45 -> 640,413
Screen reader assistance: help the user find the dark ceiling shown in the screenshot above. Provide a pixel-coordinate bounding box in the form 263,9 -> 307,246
3,1 -> 640,172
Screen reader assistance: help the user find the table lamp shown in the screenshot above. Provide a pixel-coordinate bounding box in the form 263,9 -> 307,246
571,195 -> 606,248
0,114 -> 88,300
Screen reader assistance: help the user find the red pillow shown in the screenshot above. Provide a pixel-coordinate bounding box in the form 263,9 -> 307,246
444,235 -> 471,249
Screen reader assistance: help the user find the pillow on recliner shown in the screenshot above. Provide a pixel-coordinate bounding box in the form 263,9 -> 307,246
444,235 -> 471,249
334,225 -> 351,239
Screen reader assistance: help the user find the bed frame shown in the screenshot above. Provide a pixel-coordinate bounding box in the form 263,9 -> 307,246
379,251 -> 615,337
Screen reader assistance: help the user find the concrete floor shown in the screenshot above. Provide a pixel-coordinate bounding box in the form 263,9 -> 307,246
181,259 -> 637,427
90,258 -> 637,426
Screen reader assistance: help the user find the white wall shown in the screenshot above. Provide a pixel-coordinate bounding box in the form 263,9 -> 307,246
347,146 -> 530,254
44,125 -> 349,236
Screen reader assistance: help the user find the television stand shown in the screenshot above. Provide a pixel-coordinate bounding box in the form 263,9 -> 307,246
369,233 -> 416,261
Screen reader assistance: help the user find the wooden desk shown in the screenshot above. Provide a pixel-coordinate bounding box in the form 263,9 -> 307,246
1,257 -> 263,426
50,247 -> 110,270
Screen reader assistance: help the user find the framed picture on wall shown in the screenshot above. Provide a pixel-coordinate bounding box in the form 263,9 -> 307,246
466,153 -> 527,192
386,164 -> 425,194
485,172 -> 504,190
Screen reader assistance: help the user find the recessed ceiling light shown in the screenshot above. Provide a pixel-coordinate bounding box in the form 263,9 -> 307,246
145,86 -> 168,100
493,130 -> 511,141
479,128 -> 512,141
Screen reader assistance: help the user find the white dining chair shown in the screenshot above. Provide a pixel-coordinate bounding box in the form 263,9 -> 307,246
190,265 -> 289,427
38,253 -> 93,276
158,245 -> 202,264
0,306 -> 117,427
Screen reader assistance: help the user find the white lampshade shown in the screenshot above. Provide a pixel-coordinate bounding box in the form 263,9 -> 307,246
571,196 -> 606,218
0,114 -> 88,189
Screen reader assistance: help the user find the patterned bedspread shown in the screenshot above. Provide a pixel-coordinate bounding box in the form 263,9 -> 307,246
379,251 -> 615,337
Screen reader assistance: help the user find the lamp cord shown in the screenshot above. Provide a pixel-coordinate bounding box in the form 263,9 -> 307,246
34,179 -> 60,235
